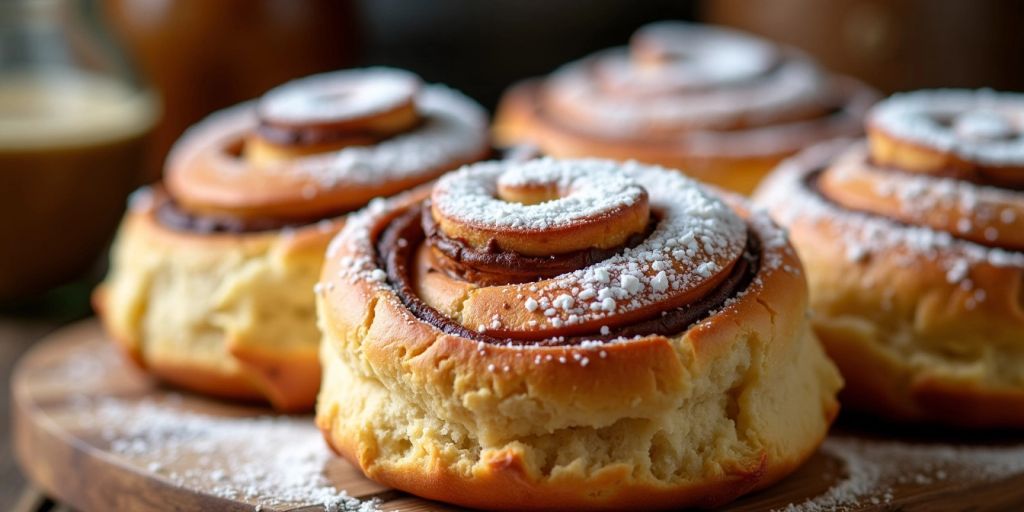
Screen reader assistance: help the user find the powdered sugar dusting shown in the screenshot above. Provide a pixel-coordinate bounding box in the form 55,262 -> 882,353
338,158 -> 749,335
551,50 -> 828,133
543,21 -> 831,132
37,336 -> 1024,511
292,84 -> 487,187
822,144 -> 1024,249
481,160 -> 747,330
755,140 -> 1024,280
870,89 -> 1024,166
168,82 -> 487,192
433,158 -> 646,230
259,67 -> 420,125
624,21 -> 778,90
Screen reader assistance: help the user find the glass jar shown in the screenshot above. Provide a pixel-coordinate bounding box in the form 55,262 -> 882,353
0,0 -> 158,302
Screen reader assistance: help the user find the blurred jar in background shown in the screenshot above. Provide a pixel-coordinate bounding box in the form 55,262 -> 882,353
102,0 -> 359,182
0,0 -> 157,302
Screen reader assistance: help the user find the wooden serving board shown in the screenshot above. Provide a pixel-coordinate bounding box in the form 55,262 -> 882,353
12,320 -> 1024,512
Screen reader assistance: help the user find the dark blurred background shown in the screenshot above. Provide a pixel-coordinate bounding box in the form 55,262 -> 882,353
105,0 -> 1024,189
3,0 -> 1024,316
106,0 -> 1024,180
358,0 -> 1024,107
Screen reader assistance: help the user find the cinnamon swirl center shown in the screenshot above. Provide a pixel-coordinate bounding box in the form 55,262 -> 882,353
360,158 -> 751,341
430,159 -> 651,256
247,68 -> 424,162
376,200 -> 758,346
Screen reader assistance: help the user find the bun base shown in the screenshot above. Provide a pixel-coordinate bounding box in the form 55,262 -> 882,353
95,189 -> 337,411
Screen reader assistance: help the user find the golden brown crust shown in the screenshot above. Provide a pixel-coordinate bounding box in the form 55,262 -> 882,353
242,133 -> 378,164
322,427 -> 775,512
315,162 -> 842,509
320,419 -> 832,512
165,109 -> 488,221
491,21 -> 881,199
816,148 -> 1024,251
96,69 -> 490,412
94,187 -> 339,412
754,138 -> 1024,427
420,242 -> 740,341
868,127 -> 1024,189
165,70 -> 490,221
418,160 -> 753,340
495,79 -> 875,196
494,81 -> 778,195
816,317 -> 1024,427
865,90 -> 1024,187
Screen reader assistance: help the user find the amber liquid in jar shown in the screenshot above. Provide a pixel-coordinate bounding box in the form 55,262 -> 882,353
0,72 -> 156,299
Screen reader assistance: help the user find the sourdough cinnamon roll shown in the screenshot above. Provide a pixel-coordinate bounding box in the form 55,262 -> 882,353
755,89 -> 1024,427
494,21 -> 877,195
316,158 -> 842,510
94,68 -> 489,411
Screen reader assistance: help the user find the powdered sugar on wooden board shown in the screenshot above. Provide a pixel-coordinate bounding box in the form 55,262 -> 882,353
61,380 -> 380,512
22,327 -> 1024,511
776,436 -> 1024,512
52,339 -> 380,512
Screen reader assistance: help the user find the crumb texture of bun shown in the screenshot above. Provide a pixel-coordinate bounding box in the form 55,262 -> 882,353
316,158 -> 841,510
754,90 -> 1024,427
95,68 -> 489,411
493,21 -> 876,195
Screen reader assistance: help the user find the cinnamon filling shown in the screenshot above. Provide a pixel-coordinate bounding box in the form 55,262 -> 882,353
422,201 -> 658,285
155,193 -> 347,234
254,116 -> 425,148
155,144 -> 533,235
379,201 -> 758,345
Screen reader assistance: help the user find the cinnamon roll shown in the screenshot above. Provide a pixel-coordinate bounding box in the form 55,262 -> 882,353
94,68 -> 490,411
494,21 -> 877,195
755,89 -> 1024,427
315,158 -> 842,510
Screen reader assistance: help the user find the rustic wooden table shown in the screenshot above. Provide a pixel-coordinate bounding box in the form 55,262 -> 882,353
2,280 -> 95,512
2,318 -> 65,512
